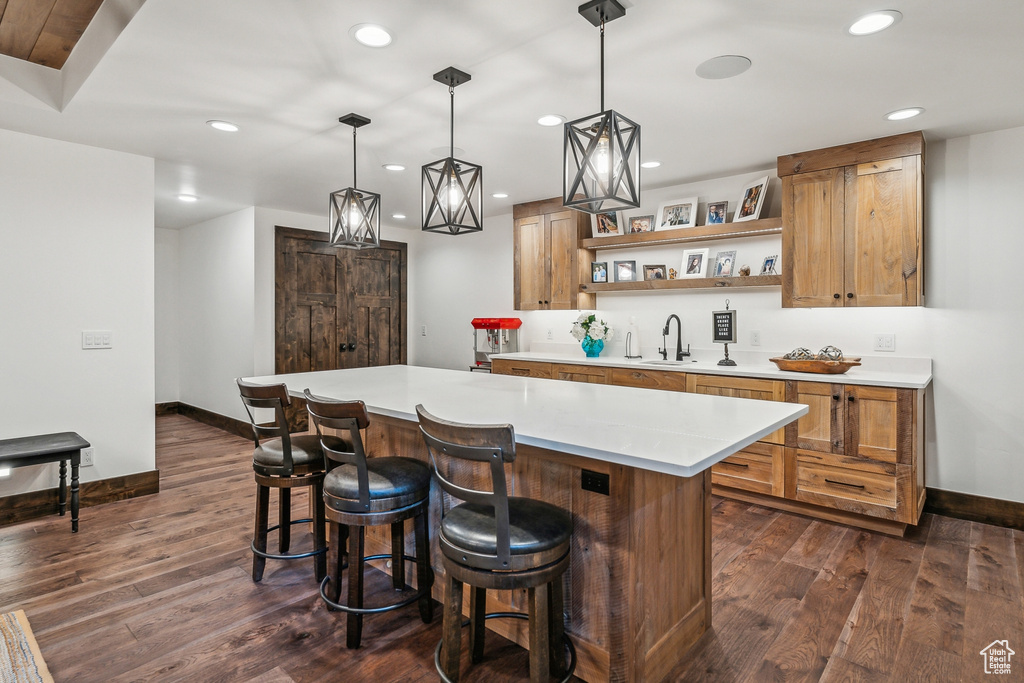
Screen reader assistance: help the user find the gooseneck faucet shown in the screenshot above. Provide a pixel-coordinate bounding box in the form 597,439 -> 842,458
659,314 -> 691,361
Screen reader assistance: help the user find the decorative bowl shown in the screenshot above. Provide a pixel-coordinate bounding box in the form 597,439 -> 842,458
769,357 -> 862,374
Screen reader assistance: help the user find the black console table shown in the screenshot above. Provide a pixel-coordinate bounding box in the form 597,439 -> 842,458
0,432 -> 90,532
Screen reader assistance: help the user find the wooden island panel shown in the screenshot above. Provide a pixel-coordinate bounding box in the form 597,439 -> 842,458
357,413 -> 711,683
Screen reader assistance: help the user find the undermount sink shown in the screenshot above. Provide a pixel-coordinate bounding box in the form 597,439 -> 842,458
640,359 -> 696,366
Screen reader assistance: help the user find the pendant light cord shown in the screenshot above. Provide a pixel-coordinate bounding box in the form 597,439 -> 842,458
600,19 -> 605,112
352,125 -> 358,188
449,84 -> 456,159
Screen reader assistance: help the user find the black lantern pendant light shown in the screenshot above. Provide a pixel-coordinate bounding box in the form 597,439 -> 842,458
422,67 -> 483,235
563,0 -> 641,214
329,113 -> 381,249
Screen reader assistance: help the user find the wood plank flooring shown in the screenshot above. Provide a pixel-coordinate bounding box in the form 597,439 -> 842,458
1,414 -> 1021,682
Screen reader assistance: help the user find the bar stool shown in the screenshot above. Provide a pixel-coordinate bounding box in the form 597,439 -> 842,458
237,379 -> 327,583
304,390 -> 434,649
415,405 -> 576,682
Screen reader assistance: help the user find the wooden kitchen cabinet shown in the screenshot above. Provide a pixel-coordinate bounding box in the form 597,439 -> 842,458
490,358 -> 553,378
779,132 -> 924,308
685,374 -> 786,445
552,363 -> 607,384
513,197 -> 595,311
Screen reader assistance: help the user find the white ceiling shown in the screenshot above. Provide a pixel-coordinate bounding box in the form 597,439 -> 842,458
1,0 -> 1022,230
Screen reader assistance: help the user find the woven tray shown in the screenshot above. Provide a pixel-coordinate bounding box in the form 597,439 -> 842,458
769,357 -> 862,374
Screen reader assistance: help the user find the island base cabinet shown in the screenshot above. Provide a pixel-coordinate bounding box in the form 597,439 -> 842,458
710,442 -> 784,497
355,414 -> 712,683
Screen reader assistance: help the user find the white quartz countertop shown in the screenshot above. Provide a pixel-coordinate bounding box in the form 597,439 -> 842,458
244,365 -> 807,479
491,351 -> 932,389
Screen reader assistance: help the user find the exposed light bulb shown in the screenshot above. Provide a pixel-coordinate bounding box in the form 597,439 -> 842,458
594,134 -> 611,182
348,200 -> 363,226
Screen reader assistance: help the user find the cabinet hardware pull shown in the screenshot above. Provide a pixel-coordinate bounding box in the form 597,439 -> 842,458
833,293 -> 840,299
848,395 -> 855,402
538,300 -> 543,304
339,343 -> 346,353
846,292 -> 854,298
832,394 -> 839,400
632,372 -> 643,379
825,478 -> 865,489
725,462 -> 749,468
348,342 -> 356,351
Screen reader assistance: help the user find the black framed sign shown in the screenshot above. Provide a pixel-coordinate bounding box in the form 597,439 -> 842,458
712,309 -> 736,344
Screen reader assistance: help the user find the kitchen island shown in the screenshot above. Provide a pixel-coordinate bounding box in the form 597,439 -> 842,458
244,365 -> 807,682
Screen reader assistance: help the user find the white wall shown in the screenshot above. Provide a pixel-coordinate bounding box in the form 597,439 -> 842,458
0,129 -> 155,494
177,208 -> 256,422
404,132 -> 1024,503
154,227 -> 180,403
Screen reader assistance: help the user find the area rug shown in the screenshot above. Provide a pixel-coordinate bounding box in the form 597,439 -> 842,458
0,610 -> 54,683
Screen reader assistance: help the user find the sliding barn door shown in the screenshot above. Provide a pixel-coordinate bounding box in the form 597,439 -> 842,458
275,226 -> 407,374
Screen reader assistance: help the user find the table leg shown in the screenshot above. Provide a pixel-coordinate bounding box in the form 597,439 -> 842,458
58,459 -> 67,516
71,453 -> 80,533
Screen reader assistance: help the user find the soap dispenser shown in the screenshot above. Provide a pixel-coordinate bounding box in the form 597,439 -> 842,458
624,316 -> 642,359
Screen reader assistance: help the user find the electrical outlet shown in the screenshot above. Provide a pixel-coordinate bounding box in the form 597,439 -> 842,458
750,330 -> 761,346
873,334 -> 896,352
421,325 -> 427,337
546,328 -> 553,340
81,447 -> 95,467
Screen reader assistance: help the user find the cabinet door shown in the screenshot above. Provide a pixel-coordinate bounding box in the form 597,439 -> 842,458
844,156 -> 922,306
782,168 -> 845,308
685,375 -> 786,444
712,442 -> 784,496
514,215 -> 547,310
786,381 -> 843,454
845,385 -> 901,464
491,359 -> 554,379
552,364 -> 607,384
547,211 -> 577,310
607,367 -> 688,392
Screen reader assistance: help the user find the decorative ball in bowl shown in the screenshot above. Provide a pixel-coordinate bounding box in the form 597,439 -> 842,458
770,346 -> 862,374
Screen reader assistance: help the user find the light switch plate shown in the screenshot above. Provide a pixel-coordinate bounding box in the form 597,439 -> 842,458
82,330 -> 113,349
873,334 -> 895,352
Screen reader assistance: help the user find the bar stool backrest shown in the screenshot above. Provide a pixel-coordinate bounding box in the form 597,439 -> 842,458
415,404 -> 517,569
237,378 -> 295,476
303,389 -> 373,510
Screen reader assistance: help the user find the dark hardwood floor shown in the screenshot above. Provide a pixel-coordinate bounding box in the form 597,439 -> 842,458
1,415 -> 1021,682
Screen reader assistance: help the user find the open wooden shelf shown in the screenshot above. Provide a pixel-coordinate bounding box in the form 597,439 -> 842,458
581,274 -> 781,293
579,216 -> 782,251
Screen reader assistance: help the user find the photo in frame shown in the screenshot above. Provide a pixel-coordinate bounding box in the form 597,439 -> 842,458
734,176 -> 769,222
614,260 -> 637,282
656,197 -> 699,229
643,264 -> 667,281
681,248 -> 710,278
706,201 -> 728,225
591,211 -> 621,236
591,261 -> 608,283
713,250 -> 737,277
627,214 -> 656,233
760,254 -> 779,275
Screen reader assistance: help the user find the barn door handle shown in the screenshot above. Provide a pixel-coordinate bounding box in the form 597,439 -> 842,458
348,342 -> 356,351
339,343 -> 347,353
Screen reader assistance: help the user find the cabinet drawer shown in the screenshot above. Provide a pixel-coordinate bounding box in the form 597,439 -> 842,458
552,364 -> 607,384
607,367 -> 688,392
711,443 -> 783,496
491,359 -> 553,379
793,454 -> 897,516
686,375 -> 786,444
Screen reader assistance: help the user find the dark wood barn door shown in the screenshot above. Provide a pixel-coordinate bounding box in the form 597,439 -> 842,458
275,226 -> 407,374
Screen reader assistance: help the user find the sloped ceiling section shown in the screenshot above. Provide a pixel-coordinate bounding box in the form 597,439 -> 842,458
0,0 -> 144,110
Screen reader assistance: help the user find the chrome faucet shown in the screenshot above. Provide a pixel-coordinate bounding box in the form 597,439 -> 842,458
659,314 -> 691,361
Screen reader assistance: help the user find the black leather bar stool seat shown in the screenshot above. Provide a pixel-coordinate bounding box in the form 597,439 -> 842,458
305,390 -> 434,650
237,379 -> 327,584
417,405 -> 576,683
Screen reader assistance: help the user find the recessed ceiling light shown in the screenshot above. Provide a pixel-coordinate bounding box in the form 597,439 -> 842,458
176,194 -> 198,202
382,163 -> 405,171
392,213 -> 406,219
695,55 -> 751,80
207,120 -> 239,132
885,107 -> 924,121
641,161 -> 661,169
351,23 -> 392,47
492,192 -> 509,199
849,10 -> 902,36
537,114 -> 566,127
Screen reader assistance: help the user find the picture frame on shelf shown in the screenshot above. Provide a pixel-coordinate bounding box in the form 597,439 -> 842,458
681,248 -> 710,278
591,211 -> 621,237
760,254 -> 779,275
706,201 -> 728,225
627,214 -> 656,233
591,261 -> 608,283
614,260 -> 637,282
656,197 -> 699,229
643,264 -> 667,281
713,250 -> 737,277
734,176 -> 770,222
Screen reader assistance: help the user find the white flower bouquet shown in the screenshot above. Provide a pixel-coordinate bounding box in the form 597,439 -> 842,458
570,313 -> 613,343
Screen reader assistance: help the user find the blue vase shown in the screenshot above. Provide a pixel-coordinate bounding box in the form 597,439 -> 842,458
581,336 -> 604,358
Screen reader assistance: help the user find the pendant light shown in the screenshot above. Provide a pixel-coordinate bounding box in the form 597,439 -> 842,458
563,0 -> 641,214
329,113 -> 380,249
422,67 -> 483,235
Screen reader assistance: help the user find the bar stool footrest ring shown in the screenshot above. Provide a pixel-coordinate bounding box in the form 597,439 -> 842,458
251,518 -> 328,561
433,611 -> 577,683
318,553 -> 434,614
